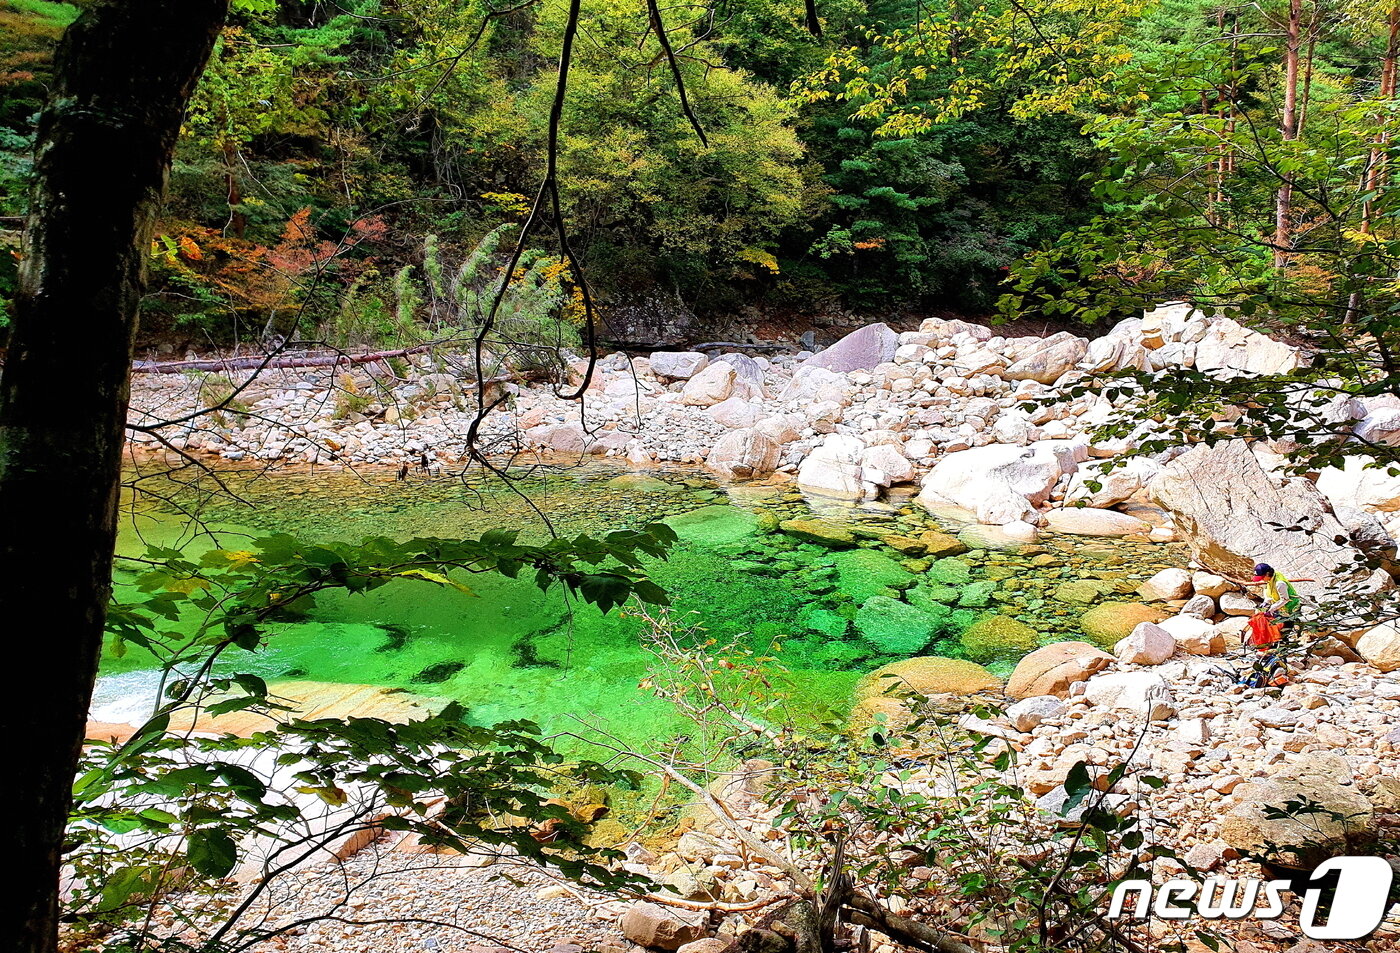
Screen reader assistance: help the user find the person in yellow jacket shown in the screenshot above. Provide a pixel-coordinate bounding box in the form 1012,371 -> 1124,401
1243,562 -> 1306,688
1251,562 -> 1302,617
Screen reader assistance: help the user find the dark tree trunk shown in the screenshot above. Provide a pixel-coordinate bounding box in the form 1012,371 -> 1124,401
0,1 -> 226,950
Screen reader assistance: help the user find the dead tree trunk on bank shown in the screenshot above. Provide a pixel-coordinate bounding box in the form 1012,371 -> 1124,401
0,1 -> 226,950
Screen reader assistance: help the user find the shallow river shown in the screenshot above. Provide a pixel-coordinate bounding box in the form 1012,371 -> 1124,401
95,462 -> 1183,760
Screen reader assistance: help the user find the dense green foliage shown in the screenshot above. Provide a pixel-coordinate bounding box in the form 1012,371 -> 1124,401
0,0 -> 1110,334
1,0 -> 1395,365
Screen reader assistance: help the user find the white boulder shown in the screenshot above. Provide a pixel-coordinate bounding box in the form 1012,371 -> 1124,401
681,362 -> 736,407
1083,671 -> 1177,720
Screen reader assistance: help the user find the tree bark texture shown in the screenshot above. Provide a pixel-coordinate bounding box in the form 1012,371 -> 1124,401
0,0 -> 227,950
1274,0 -> 1302,268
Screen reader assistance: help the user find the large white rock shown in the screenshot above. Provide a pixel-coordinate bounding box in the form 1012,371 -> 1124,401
1357,622 -> 1400,673
1114,622 -> 1176,665
1044,508 -> 1150,537
801,323 -> 900,373
1151,439 -> 1375,594
681,362 -> 736,406
755,414 -> 802,444
1007,695 -> 1067,732
1316,455 -> 1400,514
1083,671 -> 1177,720
1064,458 -> 1160,508
860,443 -> 916,487
797,434 -> 867,500
1191,571 -> 1233,598
1193,316 -> 1301,376
706,429 -> 780,479
1354,408 -> 1400,446
917,443 -> 1064,525
1157,615 -> 1226,655
649,351 -> 709,380
1138,568 -> 1193,601
707,396 -> 762,429
1004,332 -> 1089,384
780,365 -> 849,402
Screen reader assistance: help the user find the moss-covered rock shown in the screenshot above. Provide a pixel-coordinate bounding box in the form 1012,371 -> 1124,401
834,549 -> 914,602
883,534 -> 929,555
957,580 -> 997,608
855,596 -> 938,654
664,504 -> 759,547
802,607 -> 850,639
1054,579 -> 1115,605
919,531 -> 970,559
881,530 -> 968,558
960,613 -> 1039,661
906,584 -> 960,611
604,474 -> 671,492
779,518 -> 857,548
925,556 -> 973,586
1079,602 -> 1169,649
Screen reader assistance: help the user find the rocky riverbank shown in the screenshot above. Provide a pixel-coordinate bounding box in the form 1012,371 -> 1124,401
128,301 -> 1400,661
152,627 -> 1400,953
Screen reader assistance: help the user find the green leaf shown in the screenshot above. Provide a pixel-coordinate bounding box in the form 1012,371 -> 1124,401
187,829 -> 238,878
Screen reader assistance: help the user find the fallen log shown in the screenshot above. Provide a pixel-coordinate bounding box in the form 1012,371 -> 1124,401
131,344 -> 441,374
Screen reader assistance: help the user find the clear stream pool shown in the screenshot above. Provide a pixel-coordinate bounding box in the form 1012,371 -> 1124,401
97,462 -> 1183,763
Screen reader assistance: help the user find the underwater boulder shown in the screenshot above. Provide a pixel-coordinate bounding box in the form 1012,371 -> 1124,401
664,504 -> 759,548
925,556 -> 972,587
779,518 -> 857,548
801,607 -> 850,639
961,613 -> 1039,662
835,549 -> 915,601
1079,601 -> 1168,649
855,596 -> 938,655
1053,579 -> 1115,605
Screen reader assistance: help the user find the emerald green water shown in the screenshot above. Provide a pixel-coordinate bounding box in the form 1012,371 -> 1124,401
96,463 -> 1183,764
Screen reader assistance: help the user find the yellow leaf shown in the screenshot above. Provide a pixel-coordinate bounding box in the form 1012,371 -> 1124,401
397,568 -> 476,595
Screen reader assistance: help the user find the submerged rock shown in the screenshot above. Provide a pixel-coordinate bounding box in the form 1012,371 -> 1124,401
958,521 -> 1039,550
664,504 -> 758,547
779,518 -> 856,548
855,596 -> 939,654
1079,602 -> 1168,649
925,556 -> 972,586
960,613 -> 1039,661
1054,579 -> 1114,605
834,548 -> 914,601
